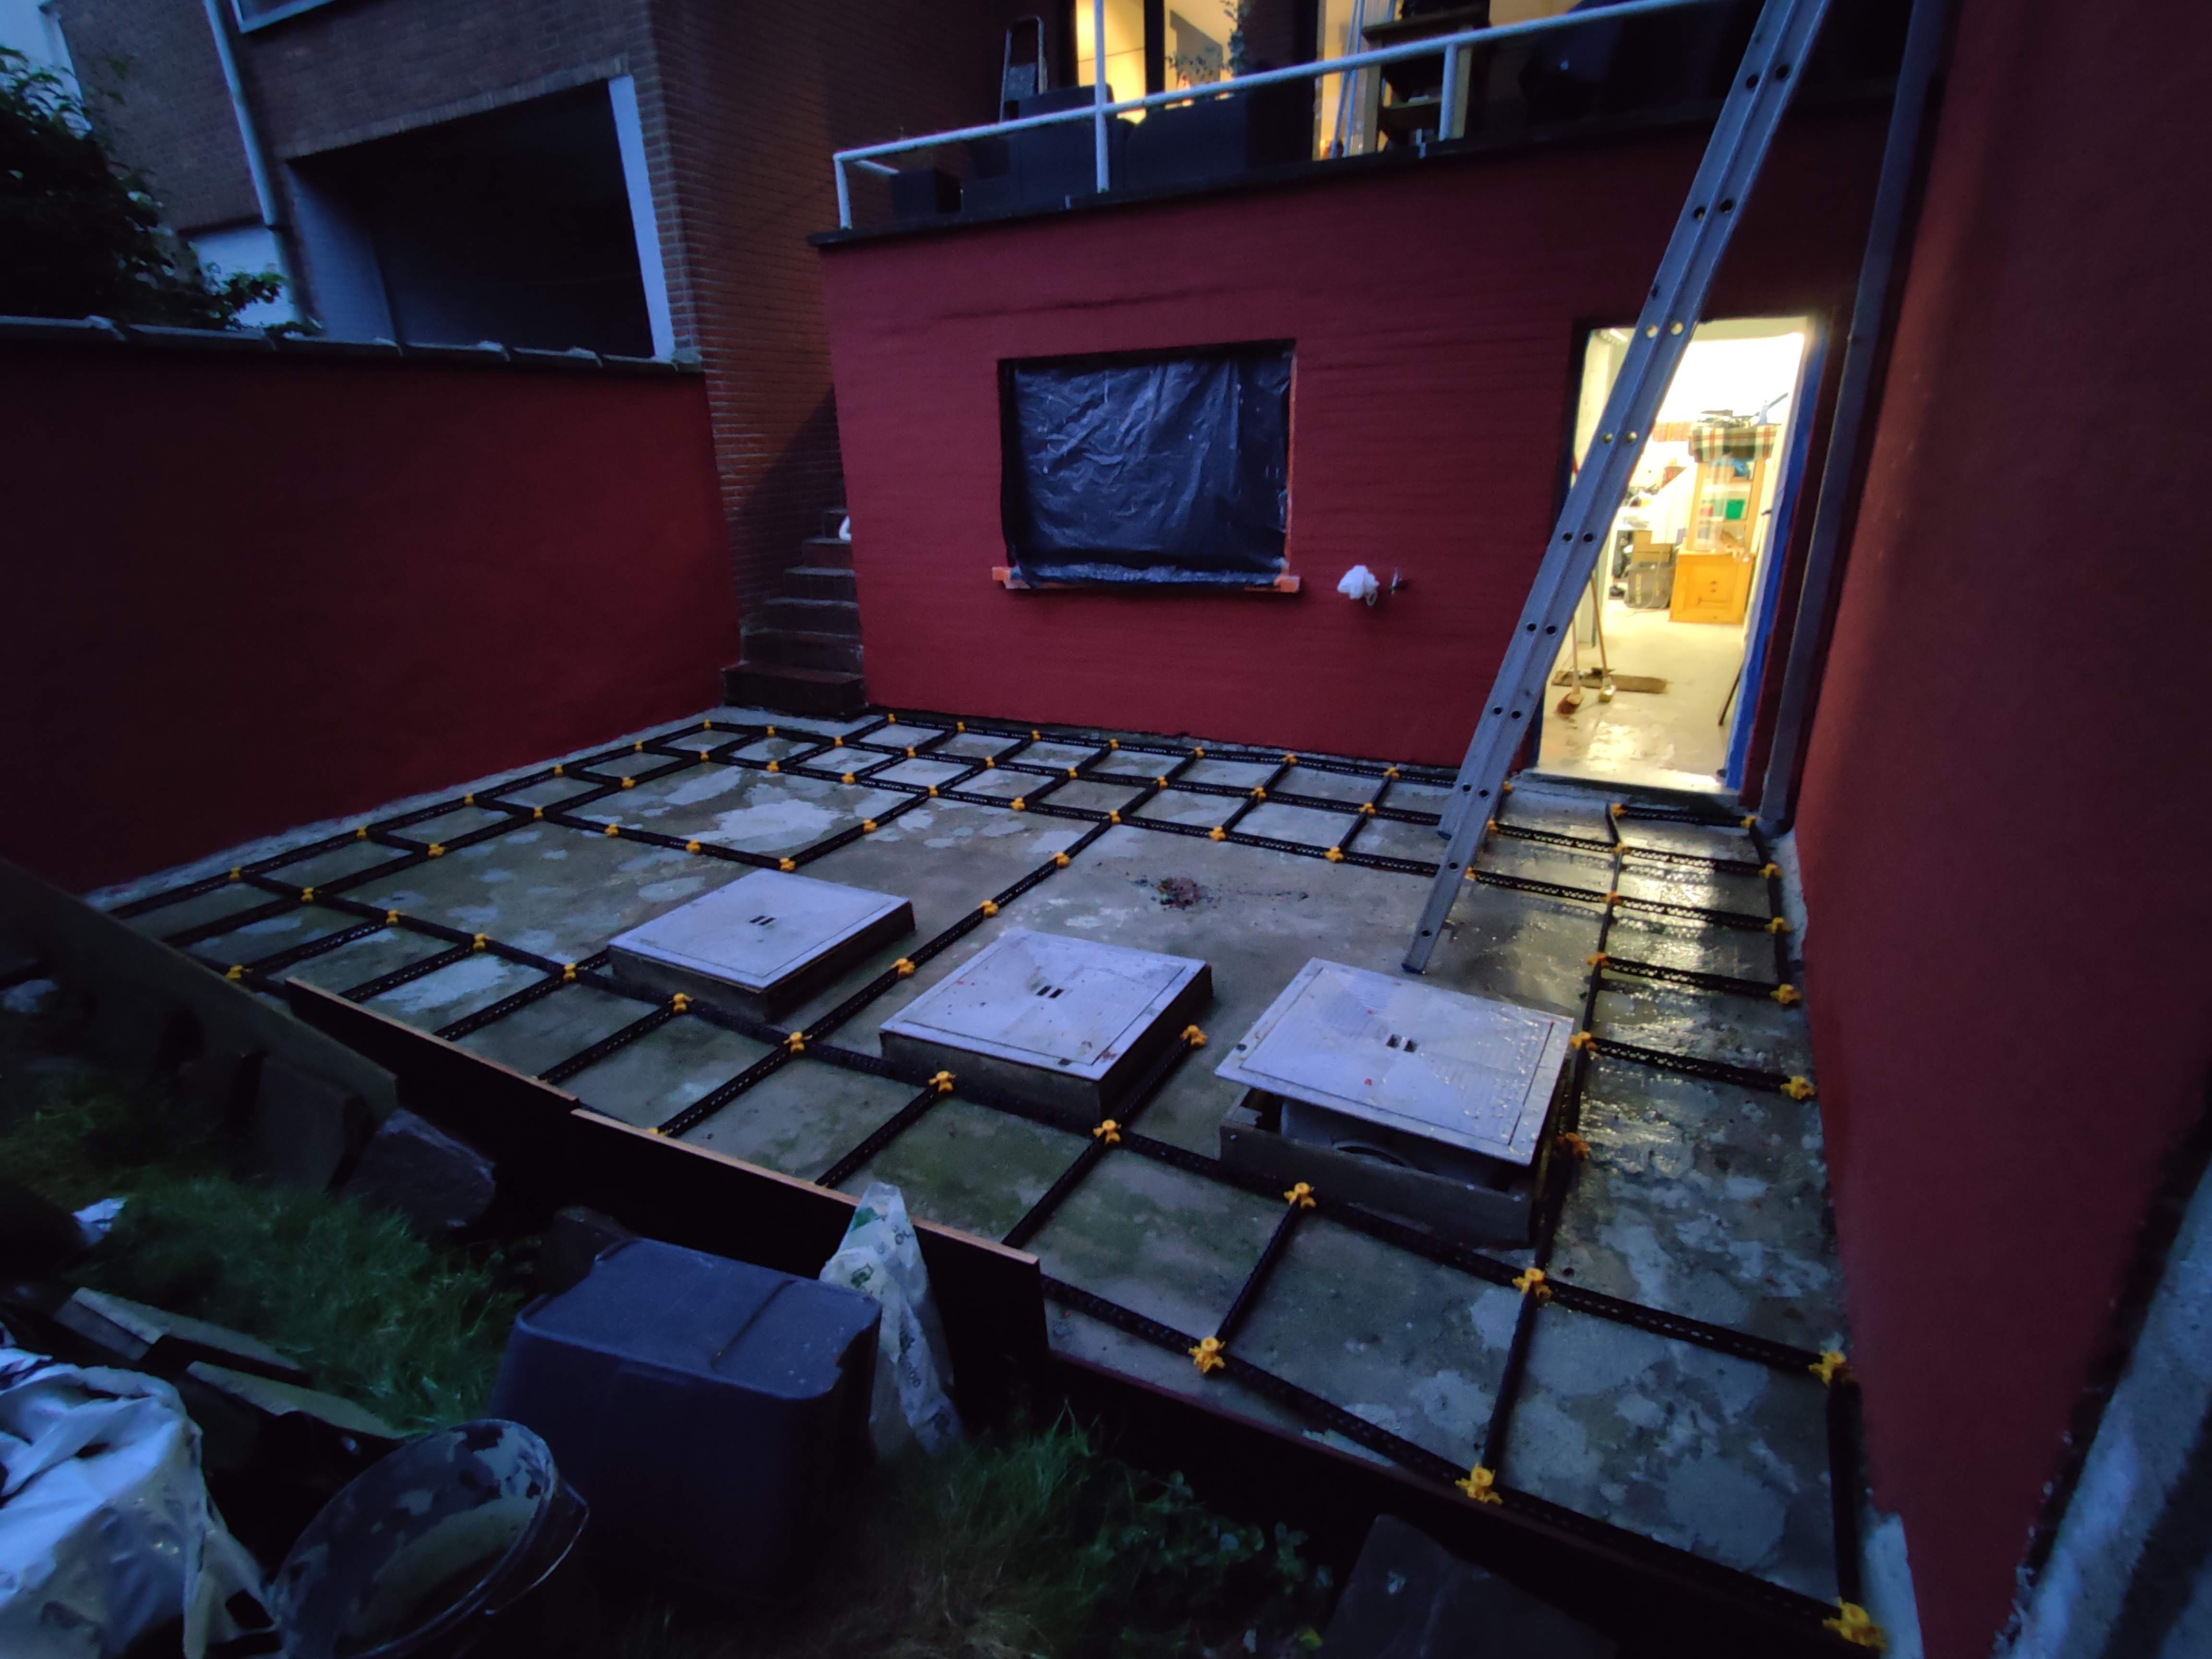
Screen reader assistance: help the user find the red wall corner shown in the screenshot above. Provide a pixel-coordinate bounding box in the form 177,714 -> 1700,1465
0,349 -> 735,892
1792,1 -> 2212,1652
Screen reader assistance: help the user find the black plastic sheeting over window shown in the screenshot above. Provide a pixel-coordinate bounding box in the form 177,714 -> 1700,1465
1000,343 -> 1291,586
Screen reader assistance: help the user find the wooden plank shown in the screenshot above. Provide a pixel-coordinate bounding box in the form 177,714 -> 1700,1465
284,980 -> 582,1194
1,854 -> 396,1116
992,565 -> 1300,594
569,1111 -> 1048,1421
285,981 -> 1048,1421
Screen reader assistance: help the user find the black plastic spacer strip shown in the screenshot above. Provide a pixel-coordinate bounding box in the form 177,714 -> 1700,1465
1479,1292 -> 1547,1473
817,1082 -> 947,1191
1544,1279 -> 1826,1373
655,1045 -> 795,1138
162,897 -> 301,950
236,920 -> 387,978
539,1005 -> 679,1085
1214,1200 -> 1306,1348
339,943 -> 473,1002
1002,1141 -> 1108,1250
1599,956 -> 1785,1000
1827,1377 -> 1866,1607
1584,1036 -> 1803,1096
434,972 -> 573,1042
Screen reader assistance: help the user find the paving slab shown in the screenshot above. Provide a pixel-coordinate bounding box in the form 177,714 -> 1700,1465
112,714 -> 1843,1608
1503,1308 -> 1836,1599
562,1016 -> 774,1129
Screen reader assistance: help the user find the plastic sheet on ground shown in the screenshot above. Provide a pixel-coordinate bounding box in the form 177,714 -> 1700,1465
0,1348 -> 268,1659
818,1183 -> 961,1456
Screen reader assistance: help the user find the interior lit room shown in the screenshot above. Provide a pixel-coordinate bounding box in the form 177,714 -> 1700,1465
1539,316 -> 1813,793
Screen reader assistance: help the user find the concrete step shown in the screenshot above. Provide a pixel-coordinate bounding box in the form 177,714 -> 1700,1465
784,565 -> 857,602
721,662 -> 867,717
737,625 -> 863,673
798,534 -> 853,569
752,596 -> 860,637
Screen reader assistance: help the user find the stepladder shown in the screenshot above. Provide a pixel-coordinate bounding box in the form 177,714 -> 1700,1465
1404,0 -> 1834,974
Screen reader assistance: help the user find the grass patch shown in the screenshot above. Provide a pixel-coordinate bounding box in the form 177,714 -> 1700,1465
0,992 -> 519,1431
611,1415 -> 1332,1659
1,989 -> 1338,1654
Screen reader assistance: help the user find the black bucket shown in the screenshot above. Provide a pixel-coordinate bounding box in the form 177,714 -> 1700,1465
271,1418 -> 587,1659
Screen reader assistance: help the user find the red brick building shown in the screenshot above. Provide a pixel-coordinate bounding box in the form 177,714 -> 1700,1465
52,0 -> 1066,624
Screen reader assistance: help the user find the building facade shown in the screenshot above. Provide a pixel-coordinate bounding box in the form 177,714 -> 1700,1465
50,0 -> 1059,612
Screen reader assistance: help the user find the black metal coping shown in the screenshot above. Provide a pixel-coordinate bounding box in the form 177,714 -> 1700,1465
0,314 -> 702,375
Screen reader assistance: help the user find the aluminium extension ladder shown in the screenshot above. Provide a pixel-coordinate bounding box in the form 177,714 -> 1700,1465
1404,0 -> 1833,973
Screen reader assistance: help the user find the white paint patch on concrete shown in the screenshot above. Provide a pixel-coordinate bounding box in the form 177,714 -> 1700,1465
478,869 -> 515,884
639,876 -> 707,903
1673,1343 -> 1768,1420
1523,1310 -> 1666,1397
1663,1453 -> 1787,1568
1613,1390 -> 1666,1430
1468,1293 -> 1521,1351
703,798 -> 841,849
1861,1512 -> 1925,1659
1409,1368 -> 1493,1440
1511,1395 -> 1602,1486
541,848 -> 568,861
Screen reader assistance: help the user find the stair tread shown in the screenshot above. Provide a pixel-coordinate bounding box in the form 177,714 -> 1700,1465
729,663 -> 863,683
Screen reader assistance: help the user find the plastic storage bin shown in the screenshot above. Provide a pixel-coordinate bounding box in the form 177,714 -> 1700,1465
490,1237 -> 878,1592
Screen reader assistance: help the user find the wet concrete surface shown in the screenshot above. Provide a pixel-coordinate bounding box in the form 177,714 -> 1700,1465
106,706 -> 1845,1601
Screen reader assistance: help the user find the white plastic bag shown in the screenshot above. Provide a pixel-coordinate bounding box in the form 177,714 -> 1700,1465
0,1348 -> 268,1659
818,1183 -> 961,1457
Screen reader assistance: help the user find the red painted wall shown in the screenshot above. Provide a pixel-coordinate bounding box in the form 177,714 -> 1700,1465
817,112 -> 1885,764
0,348 -> 733,892
1792,2 -> 2212,1654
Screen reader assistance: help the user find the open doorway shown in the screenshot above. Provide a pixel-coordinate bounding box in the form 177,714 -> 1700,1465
1537,315 -> 1818,793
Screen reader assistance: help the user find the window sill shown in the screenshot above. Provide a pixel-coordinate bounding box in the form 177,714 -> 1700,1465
992,567 -> 1300,594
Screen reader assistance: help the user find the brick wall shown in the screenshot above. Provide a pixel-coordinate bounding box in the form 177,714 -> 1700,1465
0,342 -> 731,892
55,0 -> 260,233
237,0 -> 635,158
816,110 -> 1884,762
639,0 -> 1061,610
48,0 -> 1056,619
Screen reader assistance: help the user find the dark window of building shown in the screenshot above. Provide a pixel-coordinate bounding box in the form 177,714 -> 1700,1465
999,342 -> 1292,586
292,84 -> 651,357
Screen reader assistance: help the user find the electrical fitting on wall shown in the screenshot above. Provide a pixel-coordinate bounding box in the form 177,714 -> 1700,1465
1336,565 -> 1404,607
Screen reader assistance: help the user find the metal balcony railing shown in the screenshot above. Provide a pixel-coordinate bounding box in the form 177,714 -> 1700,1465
832,0 -> 1726,228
